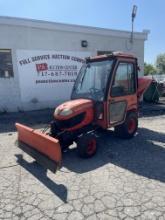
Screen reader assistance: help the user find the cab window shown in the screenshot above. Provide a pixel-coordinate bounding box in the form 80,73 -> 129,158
111,62 -> 135,97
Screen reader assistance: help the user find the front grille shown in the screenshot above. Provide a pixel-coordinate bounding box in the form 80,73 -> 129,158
56,112 -> 86,129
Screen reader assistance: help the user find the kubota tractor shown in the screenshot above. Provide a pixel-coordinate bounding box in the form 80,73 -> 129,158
16,52 -> 151,173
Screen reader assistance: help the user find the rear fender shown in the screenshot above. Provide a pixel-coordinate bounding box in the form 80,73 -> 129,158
137,77 -> 152,100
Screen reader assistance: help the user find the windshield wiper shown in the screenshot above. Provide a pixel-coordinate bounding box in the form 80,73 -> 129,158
80,72 -> 86,89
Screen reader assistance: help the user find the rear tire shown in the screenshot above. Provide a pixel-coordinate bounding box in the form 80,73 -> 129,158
114,112 -> 138,139
77,133 -> 97,158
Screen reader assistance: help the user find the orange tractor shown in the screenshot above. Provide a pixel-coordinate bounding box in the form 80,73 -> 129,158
16,52 -> 151,173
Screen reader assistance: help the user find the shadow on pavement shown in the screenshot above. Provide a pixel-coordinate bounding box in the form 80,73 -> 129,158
0,109 -> 53,133
15,154 -> 67,203
14,126 -> 165,187
62,127 -> 165,183
139,102 -> 165,117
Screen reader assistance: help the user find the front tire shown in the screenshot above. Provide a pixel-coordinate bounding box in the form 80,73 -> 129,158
77,133 -> 97,158
114,112 -> 138,139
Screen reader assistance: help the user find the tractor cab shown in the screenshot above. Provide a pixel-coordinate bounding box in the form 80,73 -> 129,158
71,52 -> 139,129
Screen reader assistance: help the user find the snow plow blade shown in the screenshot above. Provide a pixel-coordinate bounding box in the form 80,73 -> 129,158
15,123 -> 61,173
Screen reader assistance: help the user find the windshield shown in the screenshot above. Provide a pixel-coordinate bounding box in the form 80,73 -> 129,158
72,60 -> 113,101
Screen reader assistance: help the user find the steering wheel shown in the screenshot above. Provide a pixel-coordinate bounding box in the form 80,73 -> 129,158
89,87 -> 104,100
89,87 -> 100,93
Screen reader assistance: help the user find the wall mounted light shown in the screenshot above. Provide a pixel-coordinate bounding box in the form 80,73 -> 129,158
81,40 -> 88,48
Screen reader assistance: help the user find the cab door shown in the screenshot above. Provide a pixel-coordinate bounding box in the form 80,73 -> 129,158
107,59 -> 138,127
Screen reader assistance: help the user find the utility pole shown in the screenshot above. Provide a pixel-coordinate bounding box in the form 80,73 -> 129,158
130,5 -> 138,43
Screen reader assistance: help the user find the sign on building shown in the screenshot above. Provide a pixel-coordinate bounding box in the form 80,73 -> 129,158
17,50 -> 91,105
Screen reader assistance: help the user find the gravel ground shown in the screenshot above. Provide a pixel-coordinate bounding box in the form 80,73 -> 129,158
0,108 -> 165,220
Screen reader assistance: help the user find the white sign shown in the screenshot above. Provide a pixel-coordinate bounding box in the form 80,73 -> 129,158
16,50 -> 91,104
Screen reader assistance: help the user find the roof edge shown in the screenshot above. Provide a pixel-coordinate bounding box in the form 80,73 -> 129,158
0,16 -> 149,40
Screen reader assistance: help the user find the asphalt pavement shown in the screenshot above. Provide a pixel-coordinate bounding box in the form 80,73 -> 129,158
0,106 -> 165,219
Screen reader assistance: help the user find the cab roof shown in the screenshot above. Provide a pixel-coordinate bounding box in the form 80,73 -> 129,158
86,51 -> 136,62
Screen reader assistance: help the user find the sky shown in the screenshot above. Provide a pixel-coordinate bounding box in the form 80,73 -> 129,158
0,0 -> 164,65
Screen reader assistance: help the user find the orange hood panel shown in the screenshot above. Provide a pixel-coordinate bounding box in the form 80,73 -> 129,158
54,99 -> 93,120
57,99 -> 93,111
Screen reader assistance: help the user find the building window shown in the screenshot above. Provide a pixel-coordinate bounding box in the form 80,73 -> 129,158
0,49 -> 13,78
97,51 -> 112,55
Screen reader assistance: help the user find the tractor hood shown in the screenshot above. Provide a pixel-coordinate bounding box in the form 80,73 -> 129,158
54,98 -> 93,120
137,77 -> 152,100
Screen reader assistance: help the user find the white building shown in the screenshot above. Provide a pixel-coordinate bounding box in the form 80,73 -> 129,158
0,16 -> 149,112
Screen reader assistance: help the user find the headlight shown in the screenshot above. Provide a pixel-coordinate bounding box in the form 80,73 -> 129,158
54,108 -> 61,116
59,108 -> 73,116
